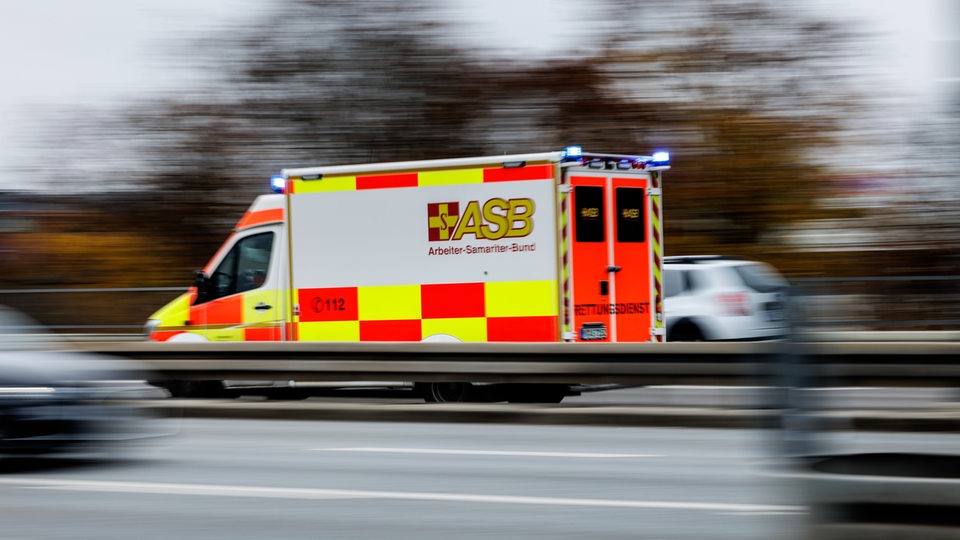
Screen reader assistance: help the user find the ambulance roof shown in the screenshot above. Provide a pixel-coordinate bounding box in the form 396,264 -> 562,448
281,148 -> 667,179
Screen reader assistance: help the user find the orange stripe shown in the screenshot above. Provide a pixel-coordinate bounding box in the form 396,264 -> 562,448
236,208 -> 284,229
360,319 -> 422,341
421,282 -> 485,318
483,164 -> 553,183
357,173 -> 418,190
298,287 -> 359,322
198,295 -> 243,324
149,330 -> 184,342
244,327 -> 282,341
487,316 -> 558,342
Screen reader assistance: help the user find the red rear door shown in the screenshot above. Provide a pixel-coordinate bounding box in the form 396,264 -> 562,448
567,172 -> 653,342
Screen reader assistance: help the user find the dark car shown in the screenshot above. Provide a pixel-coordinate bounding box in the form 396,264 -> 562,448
0,306 -> 166,457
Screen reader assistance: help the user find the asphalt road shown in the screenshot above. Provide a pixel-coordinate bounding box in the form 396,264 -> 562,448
1,419 -> 957,539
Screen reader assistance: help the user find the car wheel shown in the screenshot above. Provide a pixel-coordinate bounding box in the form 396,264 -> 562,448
668,321 -> 705,342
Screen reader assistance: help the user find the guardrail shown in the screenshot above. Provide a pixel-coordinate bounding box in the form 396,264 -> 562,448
0,286 -> 186,333
4,277 -> 960,333
70,341 -> 960,388
792,275 -> 960,329
66,333 -> 960,540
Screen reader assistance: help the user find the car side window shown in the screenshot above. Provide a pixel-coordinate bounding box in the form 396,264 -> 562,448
733,263 -> 788,293
664,269 -> 688,297
209,232 -> 274,300
686,269 -> 709,292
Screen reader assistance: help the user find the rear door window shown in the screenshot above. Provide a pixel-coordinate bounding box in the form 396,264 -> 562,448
614,187 -> 645,243
574,186 -> 604,242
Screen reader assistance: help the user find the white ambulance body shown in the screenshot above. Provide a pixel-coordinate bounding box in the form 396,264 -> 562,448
146,147 -> 669,401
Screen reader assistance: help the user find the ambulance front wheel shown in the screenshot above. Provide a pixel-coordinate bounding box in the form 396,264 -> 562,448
161,380 -> 226,399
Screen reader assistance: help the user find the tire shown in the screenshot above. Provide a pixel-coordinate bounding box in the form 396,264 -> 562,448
265,389 -> 310,401
421,382 -> 476,403
505,384 -> 567,404
667,321 -> 705,342
164,380 -> 225,399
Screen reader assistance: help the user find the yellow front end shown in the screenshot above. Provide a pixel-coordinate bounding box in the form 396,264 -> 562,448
144,291 -> 197,342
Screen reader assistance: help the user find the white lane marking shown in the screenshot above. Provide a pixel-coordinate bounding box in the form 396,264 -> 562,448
0,477 -> 804,514
718,511 -> 806,516
313,447 -> 659,458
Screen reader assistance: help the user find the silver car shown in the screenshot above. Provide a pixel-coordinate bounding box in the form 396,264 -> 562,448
664,256 -> 789,341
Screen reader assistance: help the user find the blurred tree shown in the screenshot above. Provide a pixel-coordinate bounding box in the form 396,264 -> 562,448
456,1 -> 866,270
127,0 -> 500,269
20,0 -> 494,276
595,1 -> 867,265
19,0 -> 873,287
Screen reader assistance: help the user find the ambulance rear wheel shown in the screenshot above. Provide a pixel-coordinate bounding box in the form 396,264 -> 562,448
164,380 -> 225,399
421,382 -> 476,403
505,384 -> 567,404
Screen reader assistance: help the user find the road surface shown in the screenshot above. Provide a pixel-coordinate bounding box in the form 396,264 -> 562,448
1,419 -> 956,539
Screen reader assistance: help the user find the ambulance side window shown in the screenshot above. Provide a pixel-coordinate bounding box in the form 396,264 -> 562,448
575,186 -> 604,242
208,232 -> 274,300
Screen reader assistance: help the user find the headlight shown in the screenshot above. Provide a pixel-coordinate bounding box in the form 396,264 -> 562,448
144,318 -> 161,337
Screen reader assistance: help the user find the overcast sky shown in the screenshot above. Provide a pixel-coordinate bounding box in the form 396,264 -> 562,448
0,0 -> 950,191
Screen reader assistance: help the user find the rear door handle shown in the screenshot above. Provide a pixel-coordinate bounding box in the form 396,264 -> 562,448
254,302 -> 273,311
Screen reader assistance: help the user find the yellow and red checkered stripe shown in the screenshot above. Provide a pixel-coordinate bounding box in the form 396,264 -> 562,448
287,162 -> 560,342
288,164 -> 554,193
293,281 -> 559,342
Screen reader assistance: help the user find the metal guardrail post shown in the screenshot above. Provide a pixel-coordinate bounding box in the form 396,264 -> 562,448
775,285 -> 824,458
779,286 -> 960,539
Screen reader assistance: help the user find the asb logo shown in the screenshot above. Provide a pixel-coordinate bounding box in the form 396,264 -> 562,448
428,198 -> 535,242
427,202 -> 460,241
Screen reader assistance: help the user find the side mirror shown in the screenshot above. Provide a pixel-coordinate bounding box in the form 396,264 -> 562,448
194,270 -> 211,304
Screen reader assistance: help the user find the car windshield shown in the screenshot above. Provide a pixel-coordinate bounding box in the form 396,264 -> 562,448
733,263 -> 788,293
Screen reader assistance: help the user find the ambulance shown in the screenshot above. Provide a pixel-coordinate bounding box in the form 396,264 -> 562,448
145,147 -> 669,402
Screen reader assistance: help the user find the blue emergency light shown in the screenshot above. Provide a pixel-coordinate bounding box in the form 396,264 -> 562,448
561,146 -> 583,161
270,174 -> 286,193
650,151 -> 670,166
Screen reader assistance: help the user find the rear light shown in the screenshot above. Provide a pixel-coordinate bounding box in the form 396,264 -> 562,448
716,293 -> 751,316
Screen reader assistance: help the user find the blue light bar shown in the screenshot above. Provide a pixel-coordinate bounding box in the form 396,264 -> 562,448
650,151 -> 670,165
270,174 -> 286,193
561,146 -> 583,160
